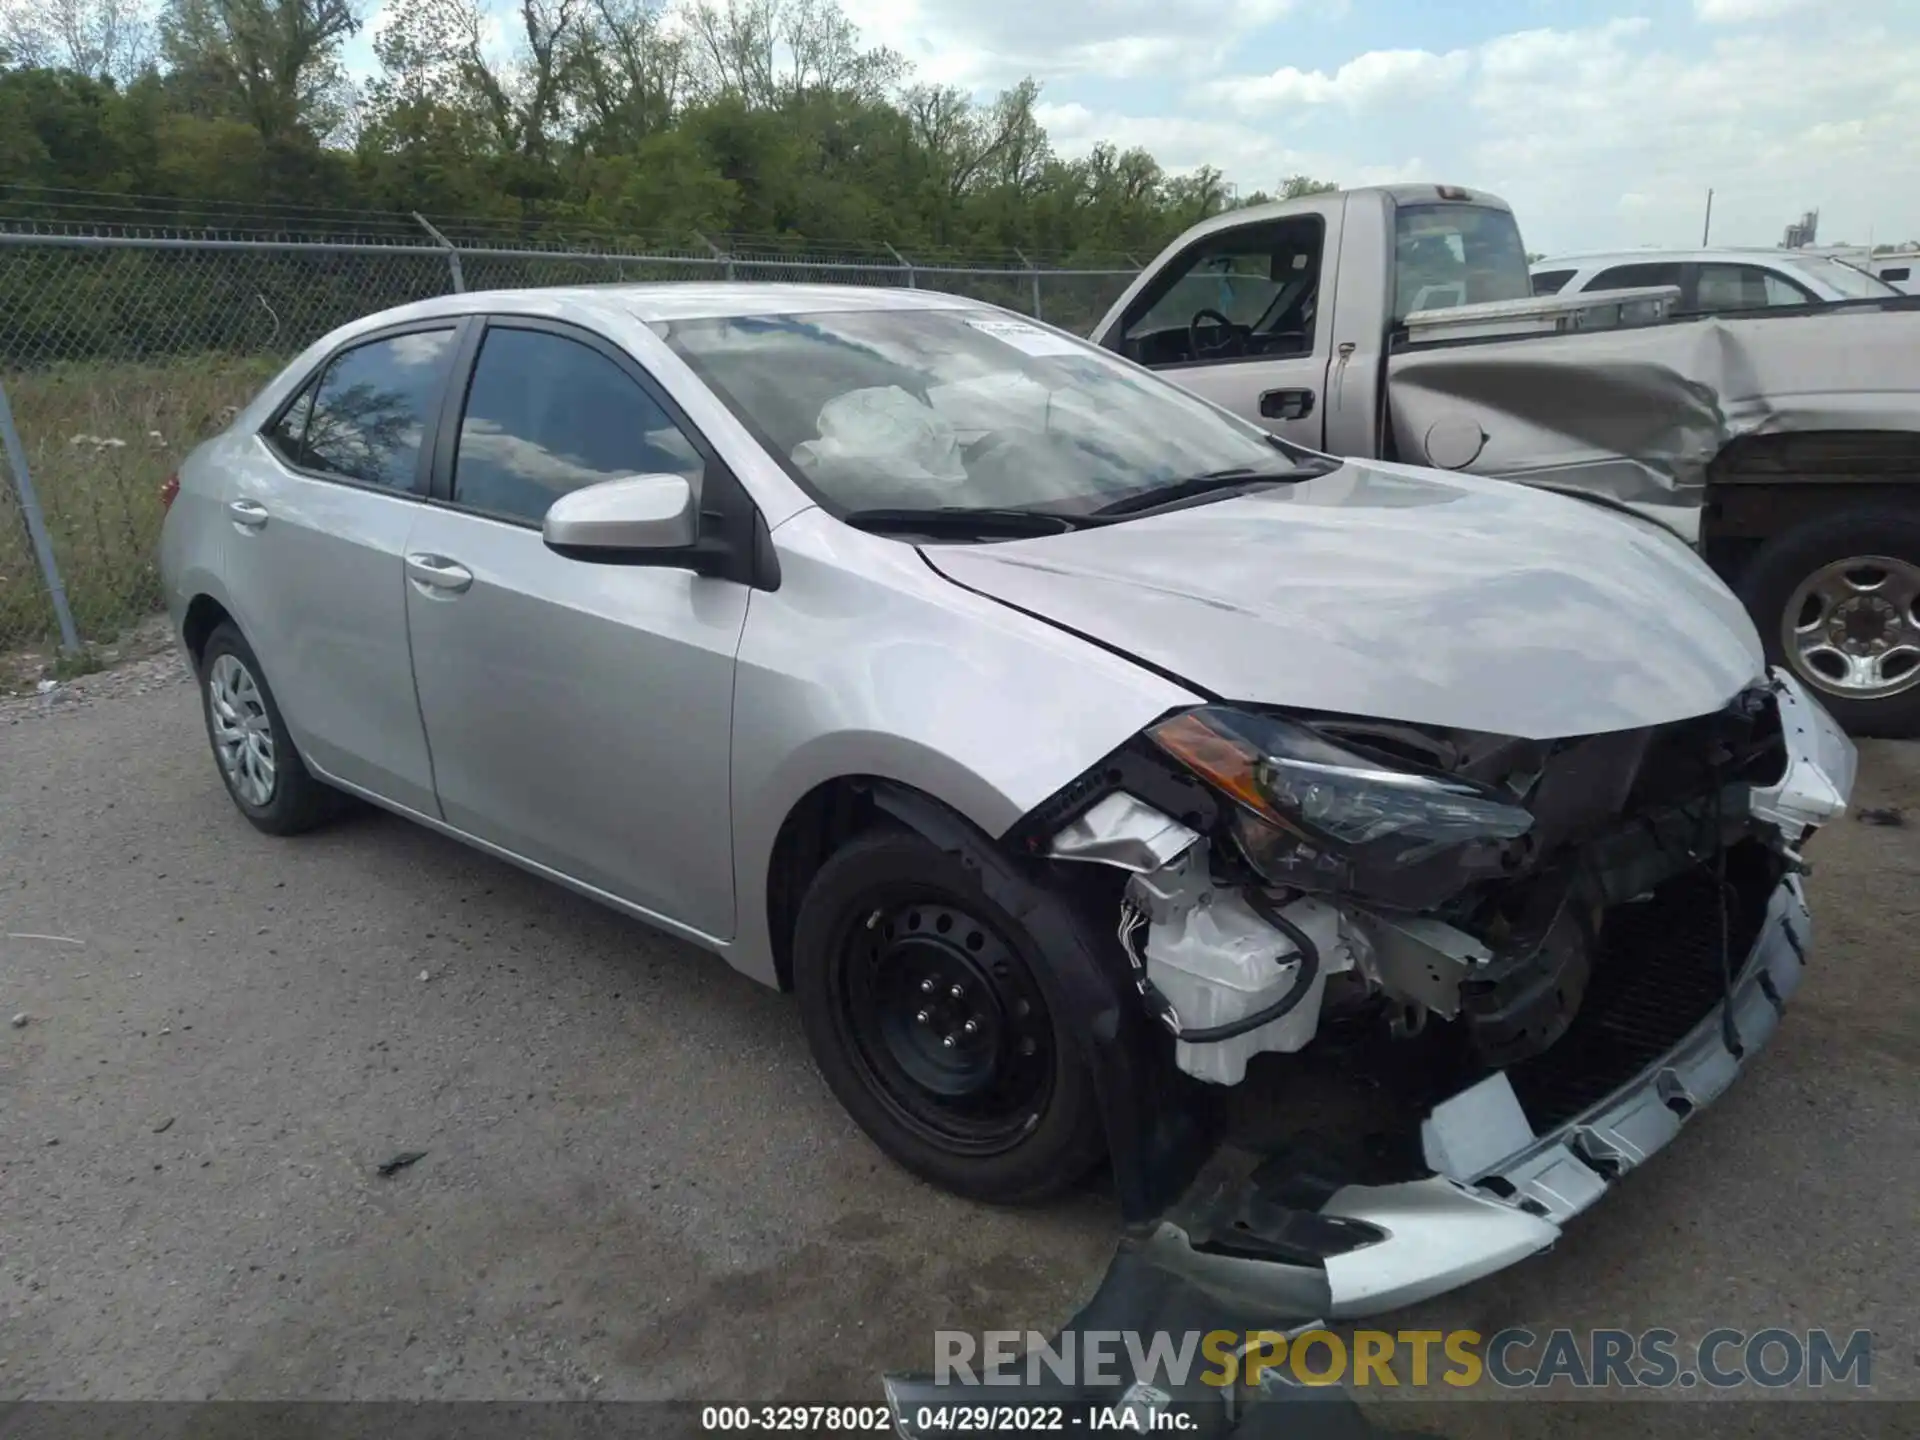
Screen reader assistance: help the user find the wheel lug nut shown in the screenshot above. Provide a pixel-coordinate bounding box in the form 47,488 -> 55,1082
963,1019 -> 978,1035
941,1034 -> 957,1049
1019,1038 -> 1037,1056
915,1010 -> 930,1025
949,984 -> 964,999
920,978 -> 935,994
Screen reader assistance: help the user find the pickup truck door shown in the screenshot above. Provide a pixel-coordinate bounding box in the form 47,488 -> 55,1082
1094,196 -> 1346,449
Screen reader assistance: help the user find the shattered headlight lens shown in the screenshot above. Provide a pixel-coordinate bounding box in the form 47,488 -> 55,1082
1147,707 -> 1534,900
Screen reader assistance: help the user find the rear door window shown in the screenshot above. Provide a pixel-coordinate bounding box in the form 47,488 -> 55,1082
1531,269 -> 1575,296
1694,264 -> 1810,310
301,328 -> 458,491
1587,262 -> 1684,292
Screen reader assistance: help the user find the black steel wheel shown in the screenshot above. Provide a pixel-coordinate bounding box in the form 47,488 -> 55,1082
838,897 -> 1055,1155
792,828 -> 1105,1203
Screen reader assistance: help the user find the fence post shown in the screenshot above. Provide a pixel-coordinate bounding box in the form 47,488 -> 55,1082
1014,248 -> 1042,319
0,379 -> 82,655
885,243 -> 916,289
694,231 -> 735,281
413,213 -> 465,292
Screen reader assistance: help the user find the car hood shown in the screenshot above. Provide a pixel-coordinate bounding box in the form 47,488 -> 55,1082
920,459 -> 1764,739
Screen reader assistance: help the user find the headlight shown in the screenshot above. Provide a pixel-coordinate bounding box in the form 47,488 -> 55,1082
1147,707 -> 1534,905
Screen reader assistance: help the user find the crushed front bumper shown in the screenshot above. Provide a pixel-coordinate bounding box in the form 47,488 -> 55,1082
1382,873 -> 1804,1316
1133,869 -> 1812,1319
1140,668 -> 1852,1320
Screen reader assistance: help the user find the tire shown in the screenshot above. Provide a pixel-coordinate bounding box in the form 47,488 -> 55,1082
1736,506 -> 1920,738
198,622 -> 339,835
791,828 -> 1106,1205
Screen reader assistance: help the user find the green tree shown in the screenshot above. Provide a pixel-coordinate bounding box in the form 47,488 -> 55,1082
1279,173 -> 1338,199
1,0 -> 1342,265
158,0 -> 359,143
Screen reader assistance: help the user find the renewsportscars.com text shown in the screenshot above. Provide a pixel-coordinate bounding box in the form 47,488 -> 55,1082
933,1327 -> 1874,1391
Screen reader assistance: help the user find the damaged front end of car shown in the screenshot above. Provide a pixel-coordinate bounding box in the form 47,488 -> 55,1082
1013,666 -> 1855,1319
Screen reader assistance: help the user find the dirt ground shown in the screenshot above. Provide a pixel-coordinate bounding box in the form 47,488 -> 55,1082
2,652 -> 1914,1426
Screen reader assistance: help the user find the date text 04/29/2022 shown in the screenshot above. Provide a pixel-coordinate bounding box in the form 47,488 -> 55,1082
700,1405 -> 1187,1433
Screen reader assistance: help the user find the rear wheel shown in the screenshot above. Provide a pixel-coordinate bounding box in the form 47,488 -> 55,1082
198,622 -> 339,834
1737,507 -> 1920,737
791,829 -> 1105,1204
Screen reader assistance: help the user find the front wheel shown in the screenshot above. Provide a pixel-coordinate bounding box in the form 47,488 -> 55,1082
791,829 -> 1106,1204
1737,506 -> 1920,737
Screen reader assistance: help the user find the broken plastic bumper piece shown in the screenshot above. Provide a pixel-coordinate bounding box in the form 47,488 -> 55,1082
1150,870 -> 1812,1319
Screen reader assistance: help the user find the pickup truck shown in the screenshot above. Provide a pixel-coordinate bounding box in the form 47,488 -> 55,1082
1092,184 -> 1920,736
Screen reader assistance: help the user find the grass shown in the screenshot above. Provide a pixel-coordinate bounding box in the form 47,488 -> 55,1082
1,354 -> 281,653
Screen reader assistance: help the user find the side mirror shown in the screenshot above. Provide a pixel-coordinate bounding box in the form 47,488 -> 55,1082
543,473 -> 697,555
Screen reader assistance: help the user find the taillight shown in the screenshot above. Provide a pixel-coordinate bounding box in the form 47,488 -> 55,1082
159,473 -> 180,511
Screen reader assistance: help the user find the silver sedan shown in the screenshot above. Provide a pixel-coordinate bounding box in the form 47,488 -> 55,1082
160,284 -> 1853,1317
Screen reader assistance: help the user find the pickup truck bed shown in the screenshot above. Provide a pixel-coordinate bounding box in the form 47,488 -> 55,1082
1388,292 -> 1920,540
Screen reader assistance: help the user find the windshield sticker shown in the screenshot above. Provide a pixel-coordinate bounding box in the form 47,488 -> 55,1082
965,317 -> 1083,357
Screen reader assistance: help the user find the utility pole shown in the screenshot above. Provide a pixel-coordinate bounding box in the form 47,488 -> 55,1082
1701,188 -> 1714,247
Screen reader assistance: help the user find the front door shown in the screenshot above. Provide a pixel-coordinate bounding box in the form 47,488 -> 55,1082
1097,200 -> 1344,448
224,322 -> 464,813
401,319 -> 748,939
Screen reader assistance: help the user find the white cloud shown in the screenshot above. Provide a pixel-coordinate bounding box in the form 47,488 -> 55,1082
1034,100 -> 1421,197
838,0 -> 1296,89
1693,0 -> 1808,22
1212,48 -> 1471,114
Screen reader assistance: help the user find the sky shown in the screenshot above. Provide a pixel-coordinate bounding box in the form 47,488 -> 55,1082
833,0 -> 1920,255
349,0 -> 1920,255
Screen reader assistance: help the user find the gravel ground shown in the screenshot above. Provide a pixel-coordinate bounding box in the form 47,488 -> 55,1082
2,654 -> 1915,1424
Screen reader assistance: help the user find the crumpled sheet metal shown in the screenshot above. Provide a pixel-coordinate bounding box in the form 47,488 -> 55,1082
1386,303 -> 1920,521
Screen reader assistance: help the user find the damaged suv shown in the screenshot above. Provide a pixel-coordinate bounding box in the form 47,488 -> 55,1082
159,284 -> 1856,1315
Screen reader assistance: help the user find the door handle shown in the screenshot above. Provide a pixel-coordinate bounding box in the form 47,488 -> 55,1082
228,499 -> 269,530
405,553 -> 473,595
1259,388 -> 1315,421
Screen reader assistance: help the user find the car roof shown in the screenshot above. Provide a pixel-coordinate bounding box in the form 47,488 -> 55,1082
367,282 -> 985,328
1530,248 -> 1817,270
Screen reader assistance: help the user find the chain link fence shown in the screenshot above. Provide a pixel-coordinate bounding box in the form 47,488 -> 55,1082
0,230 -> 1139,670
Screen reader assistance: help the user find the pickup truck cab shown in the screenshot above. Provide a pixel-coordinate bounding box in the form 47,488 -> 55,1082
1093,185 -> 1920,736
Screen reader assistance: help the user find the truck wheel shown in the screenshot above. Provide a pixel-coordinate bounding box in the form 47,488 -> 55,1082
1736,506 -> 1920,737
790,829 -> 1106,1205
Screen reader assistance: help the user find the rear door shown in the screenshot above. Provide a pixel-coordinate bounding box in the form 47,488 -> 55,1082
225,321 -> 466,813
400,318 -> 749,939
1096,198 -> 1344,447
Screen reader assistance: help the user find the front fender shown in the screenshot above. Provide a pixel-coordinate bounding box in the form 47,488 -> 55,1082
725,508 -> 1200,987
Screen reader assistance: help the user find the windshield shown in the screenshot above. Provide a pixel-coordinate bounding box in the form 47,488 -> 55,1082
656,308 -> 1310,517
1778,254 -> 1900,300
1392,203 -> 1533,321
